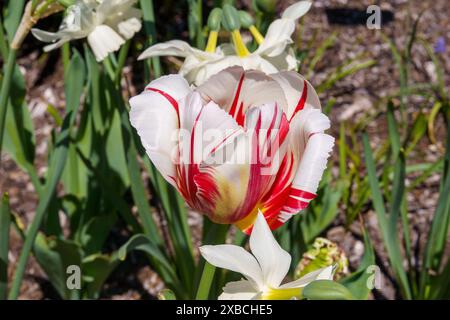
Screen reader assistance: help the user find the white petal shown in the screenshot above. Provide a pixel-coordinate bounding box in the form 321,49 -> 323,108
117,16 -> 142,39
279,266 -> 334,289
199,245 -> 263,288
31,28 -> 62,42
138,40 -> 215,60
254,19 -> 295,57
197,66 -> 288,117
281,1 -> 312,20
271,71 -> 321,119
249,212 -> 291,288
129,74 -> 191,186
218,280 -> 260,300
262,48 -> 298,72
87,25 -> 125,61
291,132 -> 334,194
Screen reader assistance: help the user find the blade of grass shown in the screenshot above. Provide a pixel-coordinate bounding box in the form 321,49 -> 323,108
0,193 -> 11,299
420,120 -> 450,298
363,134 -> 412,299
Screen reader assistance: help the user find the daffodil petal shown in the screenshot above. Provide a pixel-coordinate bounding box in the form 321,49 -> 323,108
281,1 -> 312,20
218,280 -> 259,300
278,265 -> 334,289
138,40 -> 215,60
249,213 -> 291,288
199,245 -> 263,288
87,25 -> 125,62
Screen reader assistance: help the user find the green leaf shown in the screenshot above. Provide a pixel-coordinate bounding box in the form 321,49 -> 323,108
158,289 -> 177,300
421,120 -> 450,297
303,280 -> 355,300
363,133 -> 412,299
340,228 -> 375,300
116,234 -> 184,293
8,50 -> 86,300
79,214 -> 117,256
0,193 -> 11,299
3,0 -> 25,42
81,254 -> 118,299
34,233 -> 83,299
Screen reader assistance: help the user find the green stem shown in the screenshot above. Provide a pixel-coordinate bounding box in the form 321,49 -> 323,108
114,40 -> 130,84
195,262 -> 216,300
0,15 -> 9,59
0,50 -> 17,167
139,0 -> 161,78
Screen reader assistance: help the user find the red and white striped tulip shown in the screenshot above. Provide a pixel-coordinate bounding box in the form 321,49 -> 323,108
129,66 -> 334,233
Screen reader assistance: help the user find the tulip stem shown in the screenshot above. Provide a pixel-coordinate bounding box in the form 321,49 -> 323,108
195,262 -> 216,300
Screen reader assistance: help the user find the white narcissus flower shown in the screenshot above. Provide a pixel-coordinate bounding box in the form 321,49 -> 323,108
129,66 -> 334,233
200,212 -> 335,300
138,1 -> 312,85
31,0 -> 142,61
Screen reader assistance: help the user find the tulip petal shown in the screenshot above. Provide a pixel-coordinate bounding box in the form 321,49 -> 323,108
249,213 -> 291,288
271,71 -> 321,119
197,67 -> 288,125
219,280 -> 260,300
278,265 -> 334,289
264,108 -> 333,228
129,74 -> 191,186
199,245 -> 263,288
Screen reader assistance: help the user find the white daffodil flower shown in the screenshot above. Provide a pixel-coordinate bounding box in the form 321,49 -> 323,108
138,1 -> 312,85
31,0 -> 142,61
199,212 -> 334,300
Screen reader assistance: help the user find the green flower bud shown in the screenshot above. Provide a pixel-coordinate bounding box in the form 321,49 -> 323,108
208,8 -> 223,31
238,11 -> 255,29
253,0 -> 277,14
295,237 -> 349,281
222,4 -> 240,31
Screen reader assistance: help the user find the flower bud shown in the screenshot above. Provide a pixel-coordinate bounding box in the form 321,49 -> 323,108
207,8 -> 223,31
222,4 -> 240,31
295,237 -> 349,280
238,11 -> 254,29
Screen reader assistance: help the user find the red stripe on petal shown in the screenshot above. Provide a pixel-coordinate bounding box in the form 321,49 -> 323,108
228,72 -> 245,120
289,188 -> 317,200
290,80 -> 308,121
146,87 -> 179,115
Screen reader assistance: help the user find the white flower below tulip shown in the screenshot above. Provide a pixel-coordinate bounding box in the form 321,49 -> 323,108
199,212 -> 334,300
31,0 -> 142,62
138,1 -> 313,85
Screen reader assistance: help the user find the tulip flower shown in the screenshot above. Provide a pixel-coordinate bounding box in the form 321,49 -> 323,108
31,0 -> 142,62
129,66 -> 334,233
199,212 -> 335,300
138,1 -> 313,85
